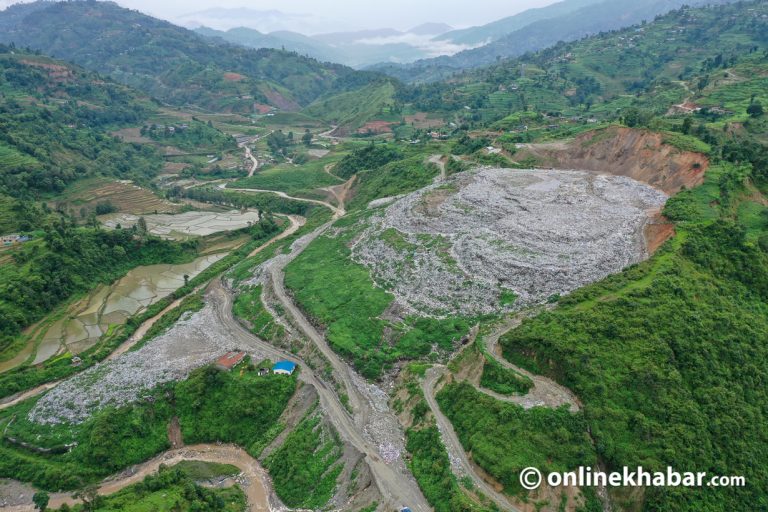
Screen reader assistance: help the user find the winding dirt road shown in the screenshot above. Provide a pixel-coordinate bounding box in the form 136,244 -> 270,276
482,316 -> 581,412
223,185 -> 344,218
248,215 -> 305,258
422,366 -> 520,512
3,444 -> 273,512
245,145 -> 259,178
417,314 -> 583,512
210,279 -> 430,511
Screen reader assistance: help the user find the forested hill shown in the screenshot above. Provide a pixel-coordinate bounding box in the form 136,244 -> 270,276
374,0 -> 738,83
0,1 -> 380,112
0,45 -> 163,198
0,44 -> 167,236
397,0 -> 768,128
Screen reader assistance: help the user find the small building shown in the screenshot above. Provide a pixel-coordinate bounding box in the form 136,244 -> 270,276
2,234 -> 30,246
272,360 -> 297,376
258,368 -> 270,377
215,351 -> 246,371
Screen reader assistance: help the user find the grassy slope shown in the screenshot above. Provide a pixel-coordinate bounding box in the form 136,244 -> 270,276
497,162 -> 768,511
228,157 -> 343,198
304,81 -> 397,133
284,211 -> 470,378
264,411 -> 343,509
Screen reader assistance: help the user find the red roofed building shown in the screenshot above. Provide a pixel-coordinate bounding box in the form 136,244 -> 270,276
215,351 -> 246,371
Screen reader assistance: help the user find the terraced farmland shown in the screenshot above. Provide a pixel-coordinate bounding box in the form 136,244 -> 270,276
0,143 -> 39,171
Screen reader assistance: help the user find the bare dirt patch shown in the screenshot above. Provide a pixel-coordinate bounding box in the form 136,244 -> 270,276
515,126 -> 708,194
168,416 -> 184,449
357,121 -> 395,134
404,112 -> 445,129
223,72 -> 246,82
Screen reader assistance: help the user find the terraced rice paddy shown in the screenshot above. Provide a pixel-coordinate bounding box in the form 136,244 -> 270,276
62,179 -> 180,215
102,210 -> 261,239
30,253 -> 225,365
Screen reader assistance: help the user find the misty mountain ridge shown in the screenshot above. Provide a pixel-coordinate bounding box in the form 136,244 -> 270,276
195,22 -> 464,68
370,0 -> 743,82
0,0 -> 381,111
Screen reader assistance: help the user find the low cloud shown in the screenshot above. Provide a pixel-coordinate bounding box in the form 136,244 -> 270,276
354,32 -> 482,57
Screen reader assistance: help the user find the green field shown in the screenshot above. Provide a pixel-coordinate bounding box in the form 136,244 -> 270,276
228,157 -> 343,198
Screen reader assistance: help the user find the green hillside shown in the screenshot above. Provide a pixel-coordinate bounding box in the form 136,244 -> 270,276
0,1 -> 379,112
0,46 -> 166,233
436,0 -> 603,46
397,1 -> 768,128
304,81 -> 397,134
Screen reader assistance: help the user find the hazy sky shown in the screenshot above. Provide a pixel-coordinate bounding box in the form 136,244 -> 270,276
0,0 -> 559,33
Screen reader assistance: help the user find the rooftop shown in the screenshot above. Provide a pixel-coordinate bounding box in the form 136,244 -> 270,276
272,360 -> 297,373
215,351 -> 246,371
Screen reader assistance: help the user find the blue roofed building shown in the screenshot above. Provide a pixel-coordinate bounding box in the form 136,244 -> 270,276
272,360 -> 297,376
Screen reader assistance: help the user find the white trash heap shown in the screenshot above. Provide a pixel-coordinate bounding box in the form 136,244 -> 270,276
29,304 -> 243,425
353,167 -> 667,317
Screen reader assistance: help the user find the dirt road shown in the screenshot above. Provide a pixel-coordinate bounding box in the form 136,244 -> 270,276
245,145 -> 259,178
248,215 -> 305,258
417,313 -> 583,511
428,154 -> 447,181
483,316 -> 581,412
3,444 -> 273,512
243,174 -> 427,510
0,381 -> 60,412
209,279 -> 430,511
422,366 -> 520,512
224,186 -> 344,217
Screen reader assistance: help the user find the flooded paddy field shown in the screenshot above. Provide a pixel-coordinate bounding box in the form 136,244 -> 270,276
29,253 -> 226,366
102,210 -> 261,239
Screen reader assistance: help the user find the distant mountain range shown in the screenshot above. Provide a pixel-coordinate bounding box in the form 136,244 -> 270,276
435,0 -> 603,46
0,1 -> 382,112
371,0 -> 741,82
194,22 -> 458,68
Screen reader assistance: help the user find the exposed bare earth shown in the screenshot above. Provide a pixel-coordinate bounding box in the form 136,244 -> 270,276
352,167 -> 667,317
515,126 -> 708,195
